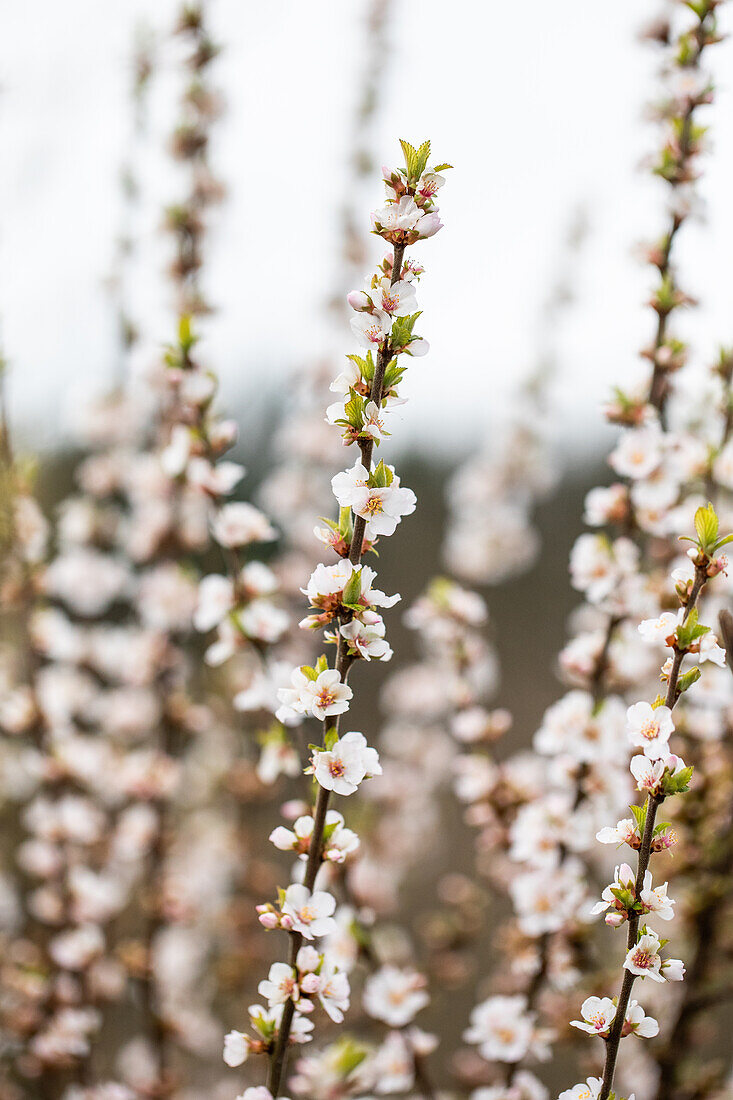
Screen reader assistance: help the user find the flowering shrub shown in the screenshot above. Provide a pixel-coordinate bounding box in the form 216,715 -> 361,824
3,1 -> 733,1099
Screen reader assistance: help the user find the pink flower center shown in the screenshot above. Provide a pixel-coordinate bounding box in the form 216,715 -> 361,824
632,948 -> 652,969
640,720 -> 660,741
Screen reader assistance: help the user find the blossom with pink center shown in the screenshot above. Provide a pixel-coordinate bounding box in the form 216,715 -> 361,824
624,931 -> 664,982
281,885 -> 337,939
339,614 -> 393,661
629,752 -> 689,795
312,731 -> 382,796
300,669 -> 352,721
350,310 -> 391,349
596,817 -> 641,849
570,996 -> 617,1037
416,171 -> 445,203
626,701 -> 674,759
258,962 -> 299,1006
370,276 -> 417,317
331,461 -> 416,538
276,667 -> 353,723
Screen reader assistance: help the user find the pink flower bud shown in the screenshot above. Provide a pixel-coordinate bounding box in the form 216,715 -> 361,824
347,290 -> 373,312
280,914 -> 294,931
258,911 -> 279,929
300,973 -> 320,994
708,554 -> 728,577
605,911 -> 626,928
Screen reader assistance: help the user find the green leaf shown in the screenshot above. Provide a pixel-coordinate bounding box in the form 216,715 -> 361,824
315,654 -> 329,675
432,162 -> 453,172
630,803 -> 647,829
677,609 -> 710,649
342,567 -> 362,606
299,664 -> 318,681
338,506 -> 353,537
343,390 -> 365,428
677,666 -> 701,694
362,351 -> 375,381
399,139 -> 419,181
318,515 -> 340,534
694,502 -> 719,552
324,727 -> 339,751
713,533 -> 733,551
664,764 -> 694,796
371,460 -> 393,488
413,139 -> 431,181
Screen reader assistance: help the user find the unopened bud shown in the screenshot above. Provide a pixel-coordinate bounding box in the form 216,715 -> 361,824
347,290 -> 373,312
300,973 -> 320,994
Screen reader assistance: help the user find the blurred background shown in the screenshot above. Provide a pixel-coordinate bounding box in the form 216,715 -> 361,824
3,1 -> 733,1096
3,0 -> 733,458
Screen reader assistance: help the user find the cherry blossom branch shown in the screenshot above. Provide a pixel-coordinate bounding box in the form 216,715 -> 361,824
265,243 -> 407,1100
647,354 -> 733,1098
219,139 -> 448,1100
592,513 -> 729,1100
644,0 -> 722,417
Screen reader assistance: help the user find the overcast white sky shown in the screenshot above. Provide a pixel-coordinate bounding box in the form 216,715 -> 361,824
3,1 -> 733,459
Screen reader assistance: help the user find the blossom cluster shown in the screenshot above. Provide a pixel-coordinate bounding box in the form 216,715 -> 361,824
220,139 -> 449,1099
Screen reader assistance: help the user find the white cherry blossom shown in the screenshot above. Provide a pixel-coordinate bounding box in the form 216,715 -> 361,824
363,966 -> 429,1027
312,731 -> 382,795
281,885 -> 337,939
626,701 -> 674,759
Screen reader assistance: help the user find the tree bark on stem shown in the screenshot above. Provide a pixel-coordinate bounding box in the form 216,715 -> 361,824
647,11 -> 716,418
